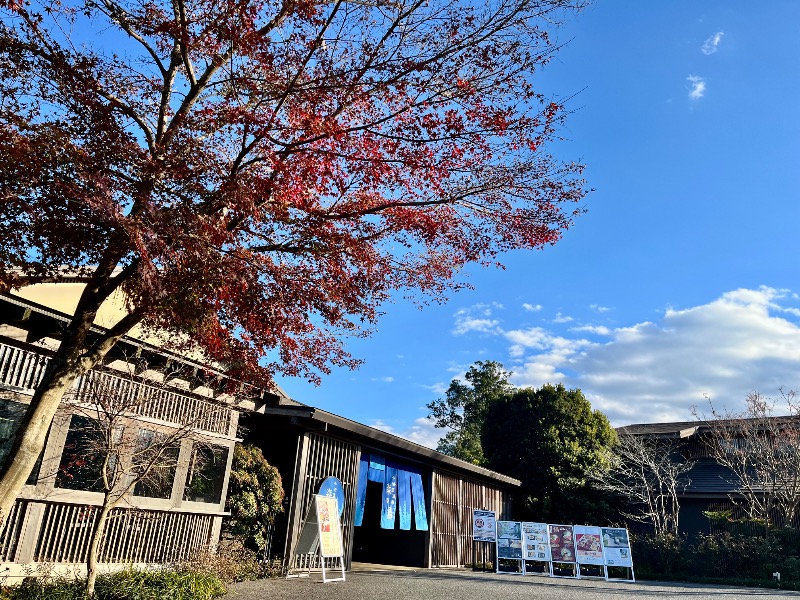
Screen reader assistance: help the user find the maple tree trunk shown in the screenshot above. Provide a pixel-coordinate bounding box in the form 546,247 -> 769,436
0,363 -> 85,527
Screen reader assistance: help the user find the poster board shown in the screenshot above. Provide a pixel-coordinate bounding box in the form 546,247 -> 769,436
601,527 -> 634,581
472,509 -> 497,542
574,525 -> 605,579
495,521 -> 523,574
547,524 -> 577,578
521,522 -> 550,576
315,495 -> 345,583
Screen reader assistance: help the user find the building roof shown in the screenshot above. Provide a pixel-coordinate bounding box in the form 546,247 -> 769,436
254,402 -> 522,487
616,420 -> 704,439
619,415 -> 800,439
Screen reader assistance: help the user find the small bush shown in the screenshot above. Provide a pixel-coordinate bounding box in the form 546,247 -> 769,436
0,568 -> 226,600
177,539 -> 263,583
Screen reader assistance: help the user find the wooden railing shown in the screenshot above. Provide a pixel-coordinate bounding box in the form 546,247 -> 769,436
0,341 -> 232,436
0,343 -> 50,392
34,502 -> 215,564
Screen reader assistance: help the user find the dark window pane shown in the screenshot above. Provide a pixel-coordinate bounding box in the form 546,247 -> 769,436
132,429 -> 180,499
0,399 -> 42,485
0,398 -> 27,469
183,444 -> 228,504
55,414 -> 105,492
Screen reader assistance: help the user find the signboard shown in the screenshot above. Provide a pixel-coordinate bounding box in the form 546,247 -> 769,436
496,521 -> 523,559
522,522 -> 550,562
547,524 -> 576,563
602,528 -> 633,568
316,495 -> 343,558
472,510 -> 497,542
574,526 -> 604,566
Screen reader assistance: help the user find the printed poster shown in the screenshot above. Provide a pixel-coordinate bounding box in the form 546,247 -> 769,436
574,525 -> 604,565
522,522 -> 550,562
496,521 -> 523,559
472,509 -> 497,542
601,527 -> 633,567
548,524 -> 576,563
316,495 -> 343,558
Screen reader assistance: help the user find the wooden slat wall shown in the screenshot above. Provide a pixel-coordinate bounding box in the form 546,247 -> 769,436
288,433 -> 359,571
430,470 -> 506,568
0,500 -> 26,561
32,503 -> 214,563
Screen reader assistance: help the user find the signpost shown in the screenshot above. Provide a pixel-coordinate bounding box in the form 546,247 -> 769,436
521,522 -> 550,576
496,521 -> 524,574
602,527 -> 635,582
472,509 -> 497,571
574,525 -> 605,579
315,495 -> 345,583
547,524 -> 577,578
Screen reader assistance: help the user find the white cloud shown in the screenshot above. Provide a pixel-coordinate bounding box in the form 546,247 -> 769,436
370,376 -> 394,383
522,303 -> 543,312
369,417 -> 444,449
571,325 -> 612,336
511,287 -> 800,426
701,31 -> 724,55
687,75 -> 706,100
552,312 -> 574,324
449,286 -> 800,428
590,304 -> 613,313
452,303 -> 503,335
421,381 -> 448,396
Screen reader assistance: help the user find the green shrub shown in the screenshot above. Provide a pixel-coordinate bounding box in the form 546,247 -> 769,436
0,568 -> 226,600
632,528 -> 800,587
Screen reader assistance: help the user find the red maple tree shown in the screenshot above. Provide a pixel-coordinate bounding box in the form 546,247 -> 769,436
0,0 -> 588,525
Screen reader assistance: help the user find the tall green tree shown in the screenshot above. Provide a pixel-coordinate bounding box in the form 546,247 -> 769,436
482,383 -> 617,523
427,361 -> 514,466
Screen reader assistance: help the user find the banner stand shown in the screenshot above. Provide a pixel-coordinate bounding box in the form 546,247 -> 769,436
315,495 -> 345,583
602,527 -> 635,583
495,521 -> 524,575
574,525 -> 605,580
547,525 -> 578,579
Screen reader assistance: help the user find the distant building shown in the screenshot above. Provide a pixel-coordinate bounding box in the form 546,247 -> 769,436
618,419 -> 800,534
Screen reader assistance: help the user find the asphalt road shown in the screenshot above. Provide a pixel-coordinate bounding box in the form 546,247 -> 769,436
224,569 -> 800,600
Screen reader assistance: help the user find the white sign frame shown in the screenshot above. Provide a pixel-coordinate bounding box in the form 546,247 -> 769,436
601,527 -> 635,582
547,524 -> 578,579
495,521 -> 524,575
315,495 -> 346,583
574,525 -> 606,579
521,522 -> 550,577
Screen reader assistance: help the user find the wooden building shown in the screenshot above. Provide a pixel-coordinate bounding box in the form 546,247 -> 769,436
0,289 -> 251,580
243,400 -> 520,571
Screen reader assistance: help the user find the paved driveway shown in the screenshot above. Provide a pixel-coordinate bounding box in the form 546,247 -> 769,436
224,568 -> 800,600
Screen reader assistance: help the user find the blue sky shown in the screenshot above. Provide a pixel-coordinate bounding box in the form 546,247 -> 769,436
276,0 -> 800,447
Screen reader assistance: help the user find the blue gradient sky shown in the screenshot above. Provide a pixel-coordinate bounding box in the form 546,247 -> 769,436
276,1 -> 800,447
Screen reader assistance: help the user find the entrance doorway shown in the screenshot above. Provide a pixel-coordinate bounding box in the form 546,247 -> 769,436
351,481 -> 427,567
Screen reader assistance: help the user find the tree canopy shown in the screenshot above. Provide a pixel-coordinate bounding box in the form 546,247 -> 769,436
0,0 -> 588,525
427,360 -> 513,466
482,383 -> 617,523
